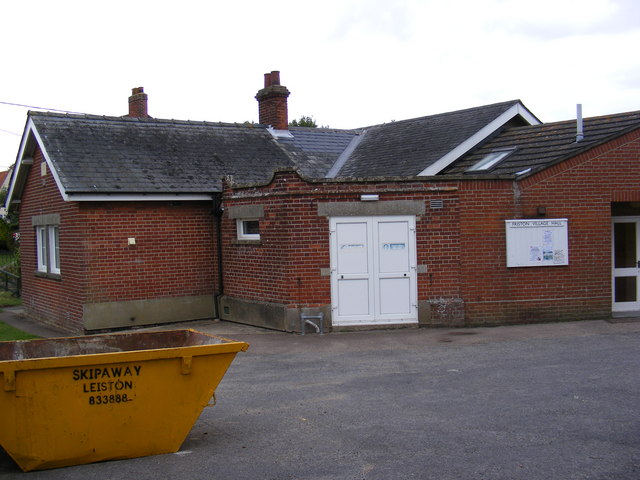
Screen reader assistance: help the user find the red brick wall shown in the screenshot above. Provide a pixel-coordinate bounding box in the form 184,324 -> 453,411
222,172 -> 462,319
224,127 -> 640,328
19,148 -> 85,333
19,146 -> 218,334
79,201 -> 217,304
20,129 -> 640,331
459,129 -> 640,324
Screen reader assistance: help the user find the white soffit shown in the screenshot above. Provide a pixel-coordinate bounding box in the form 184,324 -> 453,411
67,194 -> 214,202
417,103 -> 540,176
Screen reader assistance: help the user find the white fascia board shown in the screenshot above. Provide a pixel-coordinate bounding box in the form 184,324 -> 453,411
5,120 -> 32,206
67,194 -> 214,202
417,103 -> 541,176
13,118 -> 71,201
5,118 -> 63,205
6,119 -> 214,205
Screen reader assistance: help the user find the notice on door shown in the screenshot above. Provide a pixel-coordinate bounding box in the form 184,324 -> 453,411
505,219 -> 569,267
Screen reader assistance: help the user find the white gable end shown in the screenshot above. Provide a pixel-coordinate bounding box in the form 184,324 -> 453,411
417,103 -> 540,176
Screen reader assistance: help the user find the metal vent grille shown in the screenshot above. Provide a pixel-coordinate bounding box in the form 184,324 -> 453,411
430,199 -> 444,209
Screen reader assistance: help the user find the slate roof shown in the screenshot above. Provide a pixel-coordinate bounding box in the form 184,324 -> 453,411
10,101 -> 640,206
277,127 -> 359,178
443,109 -> 640,176
335,100 -> 529,178
28,112 -> 295,194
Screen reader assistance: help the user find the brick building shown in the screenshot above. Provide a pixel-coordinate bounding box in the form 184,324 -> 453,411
6,73 -> 640,334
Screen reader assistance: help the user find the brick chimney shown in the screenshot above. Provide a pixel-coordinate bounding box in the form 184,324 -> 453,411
127,87 -> 149,118
255,71 -> 290,130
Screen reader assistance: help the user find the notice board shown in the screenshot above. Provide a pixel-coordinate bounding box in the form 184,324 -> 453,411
505,219 -> 569,267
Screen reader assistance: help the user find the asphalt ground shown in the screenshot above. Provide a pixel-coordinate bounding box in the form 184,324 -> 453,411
1,310 -> 639,479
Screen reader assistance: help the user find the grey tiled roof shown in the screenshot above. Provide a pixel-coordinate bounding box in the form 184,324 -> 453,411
335,100 -> 526,177
444,110 -> 640,176
31,112 -> 295,194
25,103 -> 640,198
277,127 -> 359,178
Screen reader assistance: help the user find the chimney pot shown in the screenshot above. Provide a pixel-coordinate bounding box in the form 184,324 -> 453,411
255,70 -> 290,130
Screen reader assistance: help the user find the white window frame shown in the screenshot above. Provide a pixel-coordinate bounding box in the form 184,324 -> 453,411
48,225 -> 60,274
467,148 -> 516,172
236,219 -> 260,240
36,226 -> 48,272
36,224 -> 61,275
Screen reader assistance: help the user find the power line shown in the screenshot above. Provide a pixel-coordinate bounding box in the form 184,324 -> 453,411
0,128 -> 20,136
0,100 -> 84,115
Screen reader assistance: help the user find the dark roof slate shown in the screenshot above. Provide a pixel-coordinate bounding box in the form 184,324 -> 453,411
30,112 -> 295,194
277,127 -> 359,178
336,100 -> 525,178
443,110 -> 640,176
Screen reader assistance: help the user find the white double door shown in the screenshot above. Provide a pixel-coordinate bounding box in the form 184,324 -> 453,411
330,216 -> 417,326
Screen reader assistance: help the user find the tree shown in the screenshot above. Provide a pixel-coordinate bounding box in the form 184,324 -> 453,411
0,189 -> 18,252
289,115 -> 319,128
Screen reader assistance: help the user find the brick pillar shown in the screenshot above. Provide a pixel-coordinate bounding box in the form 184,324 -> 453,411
255,71 -> 290,130
128,87 -> 149,118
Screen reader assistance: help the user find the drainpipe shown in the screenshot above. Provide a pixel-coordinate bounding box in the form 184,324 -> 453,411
213,194 -> 224,318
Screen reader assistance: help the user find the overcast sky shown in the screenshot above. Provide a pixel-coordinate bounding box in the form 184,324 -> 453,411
1,0 -> 639,171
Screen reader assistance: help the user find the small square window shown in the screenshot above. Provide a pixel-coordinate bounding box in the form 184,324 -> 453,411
237,219 -> 260,240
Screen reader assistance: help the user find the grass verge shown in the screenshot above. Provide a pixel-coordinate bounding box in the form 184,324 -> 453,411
0,291 -> 37,341
0,291 -> 22,308
0,321 -> 38,341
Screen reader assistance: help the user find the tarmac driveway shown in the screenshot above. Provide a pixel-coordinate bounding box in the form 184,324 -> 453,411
1,320 -> 639,479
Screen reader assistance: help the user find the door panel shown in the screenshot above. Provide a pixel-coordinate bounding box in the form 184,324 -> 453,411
336,222 -> 369,275
612,218 -> 640,312
379,277 -> 412,315
337,279 -> 371,316
332,220 -> 375,323
376,219 -> 415,321
378,221 -> 410,273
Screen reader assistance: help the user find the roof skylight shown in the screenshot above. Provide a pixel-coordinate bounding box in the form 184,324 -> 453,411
467,148 -> 515,172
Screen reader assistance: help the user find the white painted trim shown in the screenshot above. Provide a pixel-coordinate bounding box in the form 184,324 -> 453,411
236,218 -> 261,240
325,132 -> 366,178
5,119 -> 70,204
417,103 -> 541,176
67,193 -> 214,202
6,119 -> 35,207
5,118 -> 215,204
612,216 -> 640,312
29,120 -> 69,200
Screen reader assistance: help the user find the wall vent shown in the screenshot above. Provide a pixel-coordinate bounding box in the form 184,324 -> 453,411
430,199 -> 444,209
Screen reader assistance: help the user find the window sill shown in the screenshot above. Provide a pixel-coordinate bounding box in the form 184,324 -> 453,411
232,239 -> 262,246
35,271 -> 62,280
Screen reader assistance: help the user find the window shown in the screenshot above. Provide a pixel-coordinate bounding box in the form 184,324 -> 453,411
237,219 -> 260,240
36,225 -> 60,275
467,148 -> 515,172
